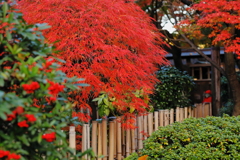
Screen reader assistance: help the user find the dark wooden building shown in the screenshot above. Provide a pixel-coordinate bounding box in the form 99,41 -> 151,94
165,48 -> 225,103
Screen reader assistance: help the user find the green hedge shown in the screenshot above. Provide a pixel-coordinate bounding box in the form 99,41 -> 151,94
126,115 -> 240,159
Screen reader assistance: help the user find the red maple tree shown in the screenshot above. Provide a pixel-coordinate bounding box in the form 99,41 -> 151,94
179,0 -> 240,57
17,0 -> 168,123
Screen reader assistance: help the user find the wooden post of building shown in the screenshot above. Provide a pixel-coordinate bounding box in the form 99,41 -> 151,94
211,46 -> 221,116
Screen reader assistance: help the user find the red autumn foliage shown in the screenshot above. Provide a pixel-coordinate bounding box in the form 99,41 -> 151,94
179,0 -> 240,57
17,0 -> 168,122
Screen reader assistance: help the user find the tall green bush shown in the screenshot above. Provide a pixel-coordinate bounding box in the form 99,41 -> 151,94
126,115 -> 240,159
0,2 -> 93,159
150,66 -> 195,110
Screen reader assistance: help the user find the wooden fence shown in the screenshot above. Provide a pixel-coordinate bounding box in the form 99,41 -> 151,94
69,103 -> 212,160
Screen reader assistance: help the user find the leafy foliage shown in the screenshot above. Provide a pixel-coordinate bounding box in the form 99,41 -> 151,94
0,2 -> 94,159
17,0 -> 168,123
127,115 -> 240,159
150,66 -> 195,110
179,0 -> 240,57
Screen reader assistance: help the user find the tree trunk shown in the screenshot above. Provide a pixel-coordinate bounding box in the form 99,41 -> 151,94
171,45 -> 184,71
211,46 -> 221,116
224,51 -> 240,116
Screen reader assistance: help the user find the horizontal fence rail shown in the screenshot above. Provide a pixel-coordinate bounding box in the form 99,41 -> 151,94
69,103 -> 212,160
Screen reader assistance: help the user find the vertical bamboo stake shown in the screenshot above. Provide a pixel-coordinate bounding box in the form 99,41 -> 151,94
92,121 -> 98,157
114,120 -> 117,159
154,111 -> 159,131
69,126 -> 76,155
205,103 -> 210,117
86,124 -> 90,160
138,116 -> 143,150
159,110 -> 164,126
170,109 -> 174,124
209,103 -> 212,116
196,104 -> 201,118
176,107 -> 180,122
82,124 -> 86,159
179,108 -> 184,122
97,123 -> 102,160
102,119 -> 107,160
188,107 -> 192,118
143,115 -> 147,139
134,118 -> 138,151
121,127 -> 125,157
126,129 -> 130,157
164,110 -> 169,126
116,120 -> 122,160
194,105 -> 198,118
109,121 -> 115,160
184,107 -> 188,120
148,113 -> 153,135
131,129 -> 135,153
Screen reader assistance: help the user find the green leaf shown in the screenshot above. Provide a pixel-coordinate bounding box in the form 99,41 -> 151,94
36,23 -> 51,30
2,2 -> 8,16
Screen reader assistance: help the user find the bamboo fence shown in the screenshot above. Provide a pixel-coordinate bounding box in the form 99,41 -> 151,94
69,103 -> 212,160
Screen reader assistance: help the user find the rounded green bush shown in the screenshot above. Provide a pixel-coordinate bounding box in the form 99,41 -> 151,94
128,115 -> 240,159
150,66 -> 195,110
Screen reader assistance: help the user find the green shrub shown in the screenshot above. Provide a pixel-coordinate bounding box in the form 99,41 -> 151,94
0,2 -> 93,160
127,115 -> 240,159
150,66 -> 195,110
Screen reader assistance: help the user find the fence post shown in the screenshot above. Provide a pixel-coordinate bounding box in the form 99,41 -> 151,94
92,121 -> 98,157
143,115 -> 148,139
126,129 -> 130,157
109,121 -> 115,160
179,108 -> 184,122
163,110 -> 168,126
176,107 -> 180,122
102,119 -> 107,160
170,109 -> 174,124
184,107 -> 188,120
159,110 -> 164,126
148,113 -> 153,136
69,126 -> 76,155
138,116 -> 143,150
154,111 -> 159,131
97,123 -> 102,160
131,129 -> 135,153
116,119 -> 122,160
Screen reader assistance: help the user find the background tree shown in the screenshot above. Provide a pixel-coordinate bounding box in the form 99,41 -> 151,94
17,0 -> 168,124
137,0 -> 240,116
176,0 -> 240,116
